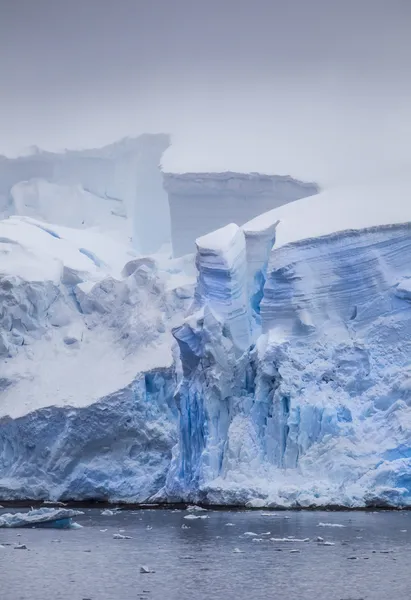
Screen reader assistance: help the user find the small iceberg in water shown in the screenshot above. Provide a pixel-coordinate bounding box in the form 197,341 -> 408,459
0,507 -> 84,529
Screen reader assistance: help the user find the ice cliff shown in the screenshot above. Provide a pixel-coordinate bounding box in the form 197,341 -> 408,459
1,179 -> 411,507
0,135 -> 170,254
164,182 -> 411,507
163,171 -> 318,257
0,216 -> 194,501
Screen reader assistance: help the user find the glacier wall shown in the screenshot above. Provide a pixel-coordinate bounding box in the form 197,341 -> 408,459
163,172 -> 318,257
0,369 -> 177,502
2,195 -> 411,507
0,135 -> 170,254
164,220 -> 411,507
0,216 -> 196,502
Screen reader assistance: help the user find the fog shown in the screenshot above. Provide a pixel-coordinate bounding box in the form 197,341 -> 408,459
1,0 -> 410,185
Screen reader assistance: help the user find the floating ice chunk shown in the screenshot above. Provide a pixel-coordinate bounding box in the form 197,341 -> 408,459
184,514 -> 209,520
101,509 -> 115,516
321,541 -> 335,546
290,549 -> 300,554
14,544 -> 28,550
113,533 -> 132,540
43,501 -> 67,507
225,523 -> 235,527
100,529 -> 108,532
318,523 -> 346,528
181,524 -> 190,530
243,532 -> 258,536
252,538 -> 264,542
316,536 -> 324,542
270,537 -> 310,543
232,548 -> 245,553
140,566 -> 155,573
70,522 -> 83,529
0,508 -> 83,529
186,505 -> 207,512
146,526 -> 153,530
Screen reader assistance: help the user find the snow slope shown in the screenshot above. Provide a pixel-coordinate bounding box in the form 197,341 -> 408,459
0,215 -> 194,501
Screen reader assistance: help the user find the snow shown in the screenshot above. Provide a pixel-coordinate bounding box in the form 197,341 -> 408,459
196,223 -> 239,254
0,198 -> 194,501
0,215 -> 134,283
2,156 -> 411,507
244,181 -> 411,249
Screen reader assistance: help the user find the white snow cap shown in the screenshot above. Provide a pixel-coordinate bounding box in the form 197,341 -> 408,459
243,180 -> 411,248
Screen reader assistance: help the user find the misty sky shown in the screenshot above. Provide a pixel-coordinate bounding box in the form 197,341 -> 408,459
1,0 -> 410,184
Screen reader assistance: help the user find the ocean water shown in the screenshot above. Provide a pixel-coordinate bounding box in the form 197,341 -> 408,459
1,508 -> 410,599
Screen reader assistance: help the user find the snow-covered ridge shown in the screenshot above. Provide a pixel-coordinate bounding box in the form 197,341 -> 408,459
246,181 -> 411,249
0,215 -> 194,417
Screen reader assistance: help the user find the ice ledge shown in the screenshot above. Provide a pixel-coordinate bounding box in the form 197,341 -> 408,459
162,171 -> 319,197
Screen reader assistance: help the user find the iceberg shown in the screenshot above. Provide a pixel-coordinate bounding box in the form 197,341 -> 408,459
0,214 -> 193,502
1,171 -> 411,508
0,507 -> 83,529
0,135 -> 170,254
164,181 -> 411,507
162,171 -> 318,257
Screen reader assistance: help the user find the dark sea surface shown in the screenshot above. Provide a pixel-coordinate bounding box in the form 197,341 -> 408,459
1,507 -> 411,599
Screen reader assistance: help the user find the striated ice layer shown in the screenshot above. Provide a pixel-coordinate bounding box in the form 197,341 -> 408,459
3,181 -> 411,507
163,171 -> 318,257
195,223 -> 251,352
165,197 -> 411,507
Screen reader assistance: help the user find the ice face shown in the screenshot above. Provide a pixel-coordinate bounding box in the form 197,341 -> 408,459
0,370 -> 178,503
164,187 -> 411,507
0,135 -> 170,254
163,172 -> 318,257
2,180 -> 411,507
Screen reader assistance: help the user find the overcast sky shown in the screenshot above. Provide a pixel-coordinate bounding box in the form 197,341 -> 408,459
1,0 -> 410,182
